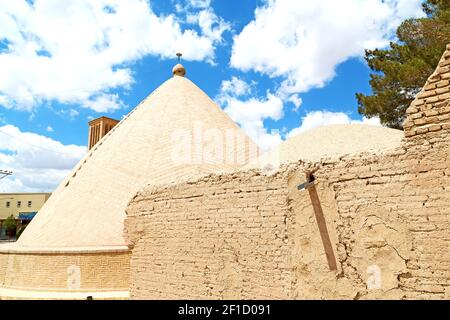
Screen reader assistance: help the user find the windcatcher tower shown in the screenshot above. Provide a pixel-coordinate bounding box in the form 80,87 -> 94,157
88,116 -> 119,150
0,61 -> 259,299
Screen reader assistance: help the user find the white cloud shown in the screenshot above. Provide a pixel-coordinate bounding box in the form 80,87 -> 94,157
62,109 -> 80,119
287,110 -> 381,138
359,116 -> 383,127
0,124 -> 85,192
187,0 -> 212,9
230,0 -> 424,96
176,0 -> 212,12
45,126 -> 53,132
217,78 -> 283,151
225,0 -> 419,148
83,93 -> 125,113
287,94 -> 302,112
0,0 -> 229,112
187,9 -> 230,44
220,76 -> 251,97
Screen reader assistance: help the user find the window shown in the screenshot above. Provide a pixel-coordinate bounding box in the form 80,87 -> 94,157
17,201 -> 21,208
28,201 -> 32,207
6,201 -> 10,208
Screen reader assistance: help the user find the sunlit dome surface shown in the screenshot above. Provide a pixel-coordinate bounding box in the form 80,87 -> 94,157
249,124 -> 404,168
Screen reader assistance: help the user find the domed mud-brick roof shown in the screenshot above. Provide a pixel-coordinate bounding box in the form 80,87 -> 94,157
248,124 -> 403,168
16,65 -> 259,249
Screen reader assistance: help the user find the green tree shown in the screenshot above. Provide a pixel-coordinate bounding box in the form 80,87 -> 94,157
3,215 -> 16,231
357,0 -> 450,129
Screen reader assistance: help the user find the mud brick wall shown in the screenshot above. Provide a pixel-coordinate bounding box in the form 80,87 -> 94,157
125,141 -> 449,300
314,145 -> 449,299
125,46 -> 450,300
125,172 -> 297,299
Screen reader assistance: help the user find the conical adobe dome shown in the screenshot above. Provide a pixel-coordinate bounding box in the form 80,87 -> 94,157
16,73 -> 259,249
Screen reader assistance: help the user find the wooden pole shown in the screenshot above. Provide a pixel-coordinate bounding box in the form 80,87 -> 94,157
306,178 -> 338,271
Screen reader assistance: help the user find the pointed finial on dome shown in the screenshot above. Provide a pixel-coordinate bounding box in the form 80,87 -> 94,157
172,53 -> 186,77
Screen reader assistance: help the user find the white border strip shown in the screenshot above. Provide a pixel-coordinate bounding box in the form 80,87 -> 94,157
0,287 -> 129,300
0,245 -> 130,254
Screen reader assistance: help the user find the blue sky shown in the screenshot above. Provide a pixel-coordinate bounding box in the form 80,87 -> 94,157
0,0 -> 425,191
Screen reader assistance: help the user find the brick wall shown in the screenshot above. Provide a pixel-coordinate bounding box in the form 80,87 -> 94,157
125,46 -> 450,299
404,45 -> 450,141
313,147 -> 449,299
0,250 -> 130,293
125,172 -> 294,299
